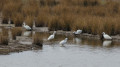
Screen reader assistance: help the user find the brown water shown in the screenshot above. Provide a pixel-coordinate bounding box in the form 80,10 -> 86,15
0,32 -> 120,67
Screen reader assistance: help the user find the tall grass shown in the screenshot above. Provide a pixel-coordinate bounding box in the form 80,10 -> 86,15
2,28 -> 8,36
24,15 -> 34,28
12,27 -> 22,40
0,28 -> 9,45
73,16 -> 120,35
12,12 -> 24,27
0,35 -> 8,45
33,33 -> 43,47
0,0 -> 120,35
36,12 -> 49,27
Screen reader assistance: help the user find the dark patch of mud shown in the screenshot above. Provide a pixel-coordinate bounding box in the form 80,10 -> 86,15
0,41 -> 42,55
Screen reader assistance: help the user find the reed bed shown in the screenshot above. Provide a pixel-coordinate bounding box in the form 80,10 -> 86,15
0,0 -> 120,35
11,27 -> 22,40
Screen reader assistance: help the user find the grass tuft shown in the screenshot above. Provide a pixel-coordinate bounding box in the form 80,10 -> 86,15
33,33 -> 43,47
12,27 -> 22,40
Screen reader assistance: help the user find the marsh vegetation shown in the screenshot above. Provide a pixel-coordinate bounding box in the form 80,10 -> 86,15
0,0 -> 120,35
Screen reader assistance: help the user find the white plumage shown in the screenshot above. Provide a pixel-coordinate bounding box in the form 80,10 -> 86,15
102,32 -> 112,40
59,38 -> 68,46
48,31 -> 56,40
73,30 -> 82,35
23,22 -> 31,30
103,40 -> 112,47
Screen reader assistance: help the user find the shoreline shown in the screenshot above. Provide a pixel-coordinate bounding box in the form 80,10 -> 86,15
49,31 -> 120,41
0,30 -> 120,55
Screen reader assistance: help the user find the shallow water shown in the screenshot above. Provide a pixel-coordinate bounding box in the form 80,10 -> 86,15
0,32 -> 120,67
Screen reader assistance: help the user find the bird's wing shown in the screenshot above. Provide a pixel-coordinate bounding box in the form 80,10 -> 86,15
59,40 -> 64,44
26,25 -> 31,29
48,35 -> 54,40
104,35 -> 112,39
77,30 -> 82,34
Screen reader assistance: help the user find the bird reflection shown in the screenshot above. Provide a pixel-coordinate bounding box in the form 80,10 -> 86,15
23,31 -> 31,37
103,40 -> 112,47
73,38 -> 82,45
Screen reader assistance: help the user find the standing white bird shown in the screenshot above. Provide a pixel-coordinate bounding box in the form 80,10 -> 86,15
102,32 -> 112,40
73,29 -> 82,35
59,38 -> 68,46
48,31 -> 56,40
23,22 -> 31,30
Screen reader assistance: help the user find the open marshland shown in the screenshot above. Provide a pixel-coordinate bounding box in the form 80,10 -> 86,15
0,29 -> 120,67
0,0 -> 120,67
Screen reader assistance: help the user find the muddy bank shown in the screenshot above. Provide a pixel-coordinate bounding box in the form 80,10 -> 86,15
0,41 -> 42,55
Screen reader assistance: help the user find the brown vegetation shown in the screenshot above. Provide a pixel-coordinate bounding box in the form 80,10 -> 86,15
0,0 -> 120,35
12,27 -> 22,40
0,28 -> 9,45
33,33 -> 43,47
0,36 -> 8,45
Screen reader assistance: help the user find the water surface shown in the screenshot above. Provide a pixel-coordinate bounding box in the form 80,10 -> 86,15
0,32 -> 120,67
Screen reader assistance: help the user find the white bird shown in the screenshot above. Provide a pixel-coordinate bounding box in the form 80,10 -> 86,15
48,31 -> 56,40
23,22 -> 31,30
102,32 -> 112,40
103,40 -> 112,47
73,29 -> 82,35
59,38 -> 68,46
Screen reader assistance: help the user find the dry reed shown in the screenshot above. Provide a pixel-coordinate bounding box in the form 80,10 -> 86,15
0,0 -> 120,35
0,35 -> 8,45
0,30 -> 8,45
33,33 -> 43,47
12,27 -> 22,40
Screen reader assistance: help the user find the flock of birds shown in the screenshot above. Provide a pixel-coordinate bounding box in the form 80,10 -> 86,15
47,31 -> 68,46
22,22 -> 113,46
47,31 -> 112,46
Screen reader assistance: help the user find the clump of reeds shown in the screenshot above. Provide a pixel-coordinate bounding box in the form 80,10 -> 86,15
48,13 -> 76,31
36,13 -> 49,27
33,33 -> 43,47
24,16 -> 34,28
12,27 -> 22,40
48,15 -> 62,31
2,28 -> 8,36
2,18 -> 8,24
0,35 -> 8,45
2,0 -> 22,20
12,12 -> 24,27
0,31 -> 8,45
